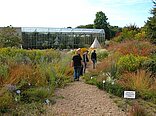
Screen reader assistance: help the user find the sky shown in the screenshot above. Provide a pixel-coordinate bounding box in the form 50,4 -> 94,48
0,0 -> 154,28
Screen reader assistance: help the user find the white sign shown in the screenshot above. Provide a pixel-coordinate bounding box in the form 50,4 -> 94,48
124,91 -> 135,99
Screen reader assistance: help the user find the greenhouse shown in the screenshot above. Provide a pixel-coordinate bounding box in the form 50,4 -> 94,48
21,27 -> 105,49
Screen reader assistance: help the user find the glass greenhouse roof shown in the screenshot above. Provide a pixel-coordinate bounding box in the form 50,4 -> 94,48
22,27 -> 105,34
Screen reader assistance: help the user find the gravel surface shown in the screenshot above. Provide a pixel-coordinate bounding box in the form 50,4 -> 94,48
43,80 -> 126,116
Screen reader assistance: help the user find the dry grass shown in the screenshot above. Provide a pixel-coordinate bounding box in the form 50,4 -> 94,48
4,64 -> 47,86
108,40 -> 155,56
88,53 -> 120,74
129,102 -> 147,116
118,70 -> 152,93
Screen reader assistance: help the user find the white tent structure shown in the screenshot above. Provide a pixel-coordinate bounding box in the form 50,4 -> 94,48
90,38 -> 101,49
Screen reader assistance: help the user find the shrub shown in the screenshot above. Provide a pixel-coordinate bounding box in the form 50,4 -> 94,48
0,48 -> 72,115
143,59 -> 156,77
97,50 -> 109,61
117,54 -> 147,72
105,62 -> 120,80
10,102 -> 45,116
0,90 -> 13,113
134,31 -> 146,40
97,81 -> 124,97
0,48 -> 61,65
21,87 -> 50,103
0,64 -> 9,85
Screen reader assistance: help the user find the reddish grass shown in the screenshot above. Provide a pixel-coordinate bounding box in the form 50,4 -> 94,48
88,55 -> 112,74
108,40 -> 155,56
4,64 -> 47,86
129,102 -> 147,116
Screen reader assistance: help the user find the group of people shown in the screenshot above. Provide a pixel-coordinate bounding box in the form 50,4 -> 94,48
71,48 -> 97,81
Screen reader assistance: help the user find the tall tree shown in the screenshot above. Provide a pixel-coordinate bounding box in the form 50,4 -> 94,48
0,26 -> 22,48
76,24 -> 94,29
145,0 -> 156,43
94,11 -> 110,39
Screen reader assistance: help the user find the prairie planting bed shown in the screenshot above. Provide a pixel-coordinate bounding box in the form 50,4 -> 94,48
0,48 -> 73,115
0,40 -> 156,116
83,40 -> 156,115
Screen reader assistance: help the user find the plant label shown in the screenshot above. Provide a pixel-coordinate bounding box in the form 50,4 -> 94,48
124,91 -> 135,99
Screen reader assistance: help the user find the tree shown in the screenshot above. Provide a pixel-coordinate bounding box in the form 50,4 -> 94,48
76,24 -> 94,29
54,36 -> 60,48
112,24 -> 142,42
109,26 -> 122,38
144,0 -> 156,44
0,26 -> 22,48
94,11 -> 110,39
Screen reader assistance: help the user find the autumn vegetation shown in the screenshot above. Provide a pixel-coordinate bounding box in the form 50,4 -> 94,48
83,1 -> 156,115
0,0 -> 156,115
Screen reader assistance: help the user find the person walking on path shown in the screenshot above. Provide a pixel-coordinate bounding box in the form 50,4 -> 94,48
91,50 -> 97,69
71,48 -> 83,81
82,50 -> 89,74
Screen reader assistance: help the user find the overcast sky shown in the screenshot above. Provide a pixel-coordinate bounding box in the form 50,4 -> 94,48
0,0 -> 153,28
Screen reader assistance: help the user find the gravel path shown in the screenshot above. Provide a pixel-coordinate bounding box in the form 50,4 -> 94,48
44,80 -> 126,116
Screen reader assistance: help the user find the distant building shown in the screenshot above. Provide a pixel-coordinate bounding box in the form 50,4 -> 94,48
1,27 -> 105,49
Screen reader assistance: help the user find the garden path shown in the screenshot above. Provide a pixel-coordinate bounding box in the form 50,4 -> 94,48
43,79 -> 126,116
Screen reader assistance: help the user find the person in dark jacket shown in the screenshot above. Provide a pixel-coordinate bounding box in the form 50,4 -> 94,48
82,51 -> 89,74
71,48 -> 83,81
91,50 -> 97,69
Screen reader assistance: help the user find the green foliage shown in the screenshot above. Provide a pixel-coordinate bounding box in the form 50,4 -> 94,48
21,87 -> 50,103
97,50 -> 109,61
117,54 -> 147,72
76,24 -> 94,29
94,11 -> 110,39
112,24 -> 148,42
105,63 -> 119,80
0,48 -> 61,65
134,31 -> 146,40
140,91 -> 156,103
0,90 -> 13,113
143,58 -> 156,76
109,26 -> 122,39
86,77 -> 97,85
0,26 -> 22,48
10,103 -> 45,116
84,68 -> 123,97
100,82 -> 124,97
82,72 -> 100,85
94,11 -> 108,29
144,1 -> 156,44
0,48 -> 72,114
114,28 -> 138,42
0,64 -> 9,82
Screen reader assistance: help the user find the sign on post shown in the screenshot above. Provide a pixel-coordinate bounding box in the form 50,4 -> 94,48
124,91 -> 135,99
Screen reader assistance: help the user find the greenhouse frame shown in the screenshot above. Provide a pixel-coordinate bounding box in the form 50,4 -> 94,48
21,27 -> 105,49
